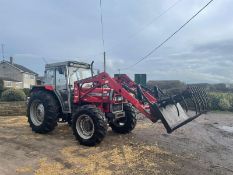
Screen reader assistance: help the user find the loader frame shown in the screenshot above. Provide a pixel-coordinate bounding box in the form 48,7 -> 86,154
74,72 -> 208,133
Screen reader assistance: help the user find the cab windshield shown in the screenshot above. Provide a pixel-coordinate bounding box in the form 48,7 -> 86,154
69,67 -> 92,88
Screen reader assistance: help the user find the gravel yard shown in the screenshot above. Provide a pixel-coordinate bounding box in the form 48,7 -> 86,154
0,112 -> 233,175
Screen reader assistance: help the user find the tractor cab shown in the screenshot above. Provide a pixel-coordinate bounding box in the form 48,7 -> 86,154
43,61 -> 92,113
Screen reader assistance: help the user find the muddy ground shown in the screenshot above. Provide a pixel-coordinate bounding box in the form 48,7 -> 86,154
0,112 -> 233,175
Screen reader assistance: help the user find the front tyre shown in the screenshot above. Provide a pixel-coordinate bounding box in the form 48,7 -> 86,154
72,105 -> 108,146
110,104 -> 137,134
27,90 -> 60,133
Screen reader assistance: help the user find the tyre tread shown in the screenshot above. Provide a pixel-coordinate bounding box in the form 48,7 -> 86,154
72,105 -> 108,146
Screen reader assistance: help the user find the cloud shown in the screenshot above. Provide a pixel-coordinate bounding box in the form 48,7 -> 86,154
0,0 -> 232,83
193,39 -> 233,56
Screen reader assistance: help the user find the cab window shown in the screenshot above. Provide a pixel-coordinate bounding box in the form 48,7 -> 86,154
44,69 -> 55,85
55,67 -> 67,90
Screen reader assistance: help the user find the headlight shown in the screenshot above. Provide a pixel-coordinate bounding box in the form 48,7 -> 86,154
114,96 -> 123,102
103,92 -> 109,97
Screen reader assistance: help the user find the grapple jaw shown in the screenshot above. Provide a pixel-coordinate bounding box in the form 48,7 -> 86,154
149,86 -> 208,133
114,74 -> 208,133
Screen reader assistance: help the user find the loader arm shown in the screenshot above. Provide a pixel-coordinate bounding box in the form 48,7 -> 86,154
74,72 -> 208,133
74,72 -> 157,122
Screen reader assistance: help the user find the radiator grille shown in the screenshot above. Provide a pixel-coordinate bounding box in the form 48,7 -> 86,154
112,104 -> 123,112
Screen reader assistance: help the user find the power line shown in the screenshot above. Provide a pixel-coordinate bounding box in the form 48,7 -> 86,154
137,0 -> 182,33
106,0 -> 182,53
84,0 -> 182,58
99,0 -> 105,51
72,0 -> 182,59
120,0 -> 214,71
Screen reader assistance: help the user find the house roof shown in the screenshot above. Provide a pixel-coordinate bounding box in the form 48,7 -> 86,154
13,63 -> 37,75
0,60 -> 38,75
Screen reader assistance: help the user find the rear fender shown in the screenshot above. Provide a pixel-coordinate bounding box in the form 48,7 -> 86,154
30,85 -> 54,93
30,86 -> 64,114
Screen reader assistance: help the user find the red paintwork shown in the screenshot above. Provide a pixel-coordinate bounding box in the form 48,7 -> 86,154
31,72 -> 159,122
114,74 -> 157,104
31,85 -> 54,92
74,82 -> 124,113
74,72 -> 158,122
44,85 -> 54,91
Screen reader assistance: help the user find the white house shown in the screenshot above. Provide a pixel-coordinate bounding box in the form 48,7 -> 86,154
0,58 -> 38,89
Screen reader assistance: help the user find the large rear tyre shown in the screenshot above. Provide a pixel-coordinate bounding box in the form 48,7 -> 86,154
110,104 -> 137,134
72,105 -> 108,146
27,90 -> 60,133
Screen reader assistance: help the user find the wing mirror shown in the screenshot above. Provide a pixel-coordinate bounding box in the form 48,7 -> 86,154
58,67 -> 64,74
90,61 -> 94,77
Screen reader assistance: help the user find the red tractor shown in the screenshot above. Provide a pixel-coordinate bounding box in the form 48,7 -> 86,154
27,61 -> 208,146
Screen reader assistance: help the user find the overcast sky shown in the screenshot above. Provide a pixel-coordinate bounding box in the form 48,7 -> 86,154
0,0 -> 232,83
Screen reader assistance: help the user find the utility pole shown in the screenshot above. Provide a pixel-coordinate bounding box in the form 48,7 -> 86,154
103,51 -> 106,72
1,44 -> 5,60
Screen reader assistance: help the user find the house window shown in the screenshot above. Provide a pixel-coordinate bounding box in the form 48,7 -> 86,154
5,81 -> 12,87
30,75 -> 34,79
15,82 -> 22,88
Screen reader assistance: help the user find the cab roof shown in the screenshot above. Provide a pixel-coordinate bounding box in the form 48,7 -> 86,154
45,61 -> 90,69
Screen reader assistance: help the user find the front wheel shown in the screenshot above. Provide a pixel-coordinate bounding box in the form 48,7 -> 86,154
110,104 -> 137,134
72,105 -> 108,146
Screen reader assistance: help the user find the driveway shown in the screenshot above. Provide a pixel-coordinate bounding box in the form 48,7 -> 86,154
0,112 -> 232,175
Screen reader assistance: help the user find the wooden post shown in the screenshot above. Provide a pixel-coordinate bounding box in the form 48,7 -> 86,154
1,44 -> 4,60
103,51 -> 106,72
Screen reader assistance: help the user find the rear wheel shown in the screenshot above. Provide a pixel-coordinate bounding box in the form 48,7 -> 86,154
110,104 -> 137,134
27,90 -> 60,133
72,105 -> 108,146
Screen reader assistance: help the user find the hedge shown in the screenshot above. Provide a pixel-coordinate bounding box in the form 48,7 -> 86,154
208,92 -> 233,111
1,88 -> 26,101
23,88 -> 30,97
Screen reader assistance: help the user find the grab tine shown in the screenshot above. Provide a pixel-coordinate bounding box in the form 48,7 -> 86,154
181,96 -> 189,112
194,87 -> 205,112
198,87 -> 207,112
191,87 -> 201,113
187,87 -> 198,114
201,87 -> 208,111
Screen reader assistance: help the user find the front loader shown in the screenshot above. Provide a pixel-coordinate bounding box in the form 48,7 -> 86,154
27,61 -> 208,146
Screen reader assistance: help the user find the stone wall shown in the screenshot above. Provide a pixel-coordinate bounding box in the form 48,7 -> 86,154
0,101 -> 26,116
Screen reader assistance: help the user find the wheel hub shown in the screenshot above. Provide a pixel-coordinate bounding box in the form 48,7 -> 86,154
76,114 -> 94,139
30,101 -> 45,126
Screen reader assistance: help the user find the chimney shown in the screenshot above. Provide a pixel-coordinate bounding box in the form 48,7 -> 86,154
10,57 -> 13,64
